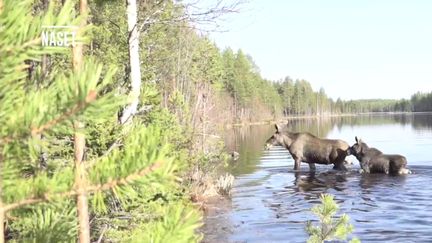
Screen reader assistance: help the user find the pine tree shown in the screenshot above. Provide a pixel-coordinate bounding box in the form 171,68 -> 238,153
0,0 -> 201,242
306,194 -> 360,243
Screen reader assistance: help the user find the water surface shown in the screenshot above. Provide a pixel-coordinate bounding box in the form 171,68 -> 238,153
205,113 -> 432,243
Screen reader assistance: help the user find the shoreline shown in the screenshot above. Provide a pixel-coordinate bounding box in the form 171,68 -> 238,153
226,111 -> 432,128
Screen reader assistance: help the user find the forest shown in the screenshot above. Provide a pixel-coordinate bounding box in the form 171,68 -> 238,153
1,0 -> 432,242
274,77 -> 431,116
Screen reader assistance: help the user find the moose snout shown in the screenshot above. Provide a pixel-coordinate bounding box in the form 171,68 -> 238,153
346,147 -> 353,155
264,143 -> 272,150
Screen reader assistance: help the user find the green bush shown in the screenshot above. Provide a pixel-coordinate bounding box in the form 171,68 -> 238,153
306,194 -> 360,243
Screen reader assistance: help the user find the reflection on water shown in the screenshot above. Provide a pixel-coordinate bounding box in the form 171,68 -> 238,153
204,113 -> 432,243
224,113 -> 432,176
224,125 -> 275,175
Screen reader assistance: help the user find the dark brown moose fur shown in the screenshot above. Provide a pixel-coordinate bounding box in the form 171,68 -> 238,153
350,136 -> 411,175
265,124 -> 351,171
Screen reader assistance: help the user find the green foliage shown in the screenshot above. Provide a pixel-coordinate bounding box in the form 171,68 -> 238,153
1,0 -> 204,242
306,194 -> 360,243
90,124 -> 173,182
338,99 -> 403,113
1,57 -> 120,204
126,202 -> 202,243
145,107 -> 191,159
0,0 -> 80,205
411,91 -> 432,112
274,75 -> 422,115
87,120 -> 197,241
190,37 -> 224,87
221,48 -> 282,119
9,202 -> 77,243
88,0 -> 128,85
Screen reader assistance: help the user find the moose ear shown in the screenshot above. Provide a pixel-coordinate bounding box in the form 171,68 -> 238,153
275,124 -> 281,133
355,136 -> 363,143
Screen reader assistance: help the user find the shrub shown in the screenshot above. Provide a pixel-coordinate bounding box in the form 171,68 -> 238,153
306,194 -> 360,243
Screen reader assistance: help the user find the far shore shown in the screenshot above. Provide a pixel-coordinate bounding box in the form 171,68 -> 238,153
225,111 -> 432,128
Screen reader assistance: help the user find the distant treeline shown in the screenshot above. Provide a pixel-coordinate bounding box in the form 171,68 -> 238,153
275,77 -> 432,115
410,92 -> 432,112
219,52 -> 432,118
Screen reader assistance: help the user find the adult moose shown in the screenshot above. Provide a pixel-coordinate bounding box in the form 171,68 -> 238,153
350,136 -> 411,175
265,124 -> 351,171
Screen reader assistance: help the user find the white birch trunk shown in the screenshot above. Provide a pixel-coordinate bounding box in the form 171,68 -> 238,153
120,0 -> 142,124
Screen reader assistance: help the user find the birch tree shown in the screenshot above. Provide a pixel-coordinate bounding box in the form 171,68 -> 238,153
120,0 -> 142,124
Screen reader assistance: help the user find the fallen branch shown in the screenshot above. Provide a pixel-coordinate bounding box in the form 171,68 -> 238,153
0,136 -> 13,144
96,224 -> 108,243
136,105 -> 153,115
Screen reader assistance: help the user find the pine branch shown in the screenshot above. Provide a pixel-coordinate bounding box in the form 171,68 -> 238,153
3,37 -> 41,53
85,140 -> 123,169
31,90 -> 97,136
85,161 -> 161,192
22,37 -> 42,49
3,161 -> 162,212
0,136 -> 13,144
0,91 -> 98,144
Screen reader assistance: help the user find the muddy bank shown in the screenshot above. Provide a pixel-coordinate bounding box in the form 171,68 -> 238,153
200,196 -> 233,243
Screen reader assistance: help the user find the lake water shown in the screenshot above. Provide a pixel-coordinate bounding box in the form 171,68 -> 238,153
204,113 -> 432,243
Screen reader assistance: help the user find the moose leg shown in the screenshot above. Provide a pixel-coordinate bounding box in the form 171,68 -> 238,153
332,152 -> 348,171
359,159 -> 371,173
308,163 -> 316,172
293,156 -> 301,171
333,163 -> 347,171
333,158 -> 347,171
363,164 -> 370,173
390,158 -> 407,174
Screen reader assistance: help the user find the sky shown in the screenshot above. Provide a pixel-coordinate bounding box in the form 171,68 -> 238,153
191,0 -> 432,100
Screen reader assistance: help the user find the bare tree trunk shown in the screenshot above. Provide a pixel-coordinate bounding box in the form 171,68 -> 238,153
235,103 -> 238,122
41,55 -> 49,80
120,0 -> 142,124
202,91 -> 206,152
73,124 -> 89,243
42,0 -> 49,9
36,0 -> 50,171
73,0 -> 90,242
